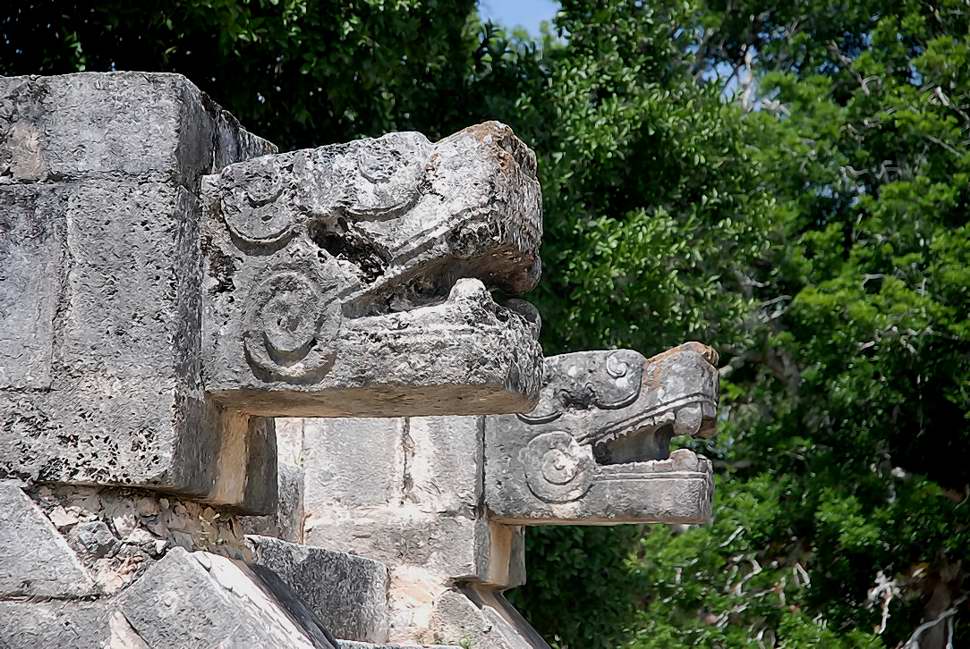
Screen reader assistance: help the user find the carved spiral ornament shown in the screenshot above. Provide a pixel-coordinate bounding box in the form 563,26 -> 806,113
523,431 -> 594,503
220,165 -> 295,245
243,270 -> 341,382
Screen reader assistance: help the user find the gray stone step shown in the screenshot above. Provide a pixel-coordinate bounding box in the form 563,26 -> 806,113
0,483 -> 95,599
247,535 -> 390,643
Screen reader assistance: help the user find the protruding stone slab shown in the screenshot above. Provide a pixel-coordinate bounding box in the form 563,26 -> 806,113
0,482 -> 95,598
117,546 -> 337,649
431,588 -> 549,649
248,535 -> 390,643
485,343 -> 719,524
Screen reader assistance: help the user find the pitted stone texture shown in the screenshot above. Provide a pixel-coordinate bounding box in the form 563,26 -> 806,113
0,601 -> 112,649
1,74 -> 546,513
30,484 -> 257,595
485,343 -> 719,525
201,122 -> 544,417
0,185 -> 63,390
0,72 -> 275,186
248,535 -> 389,642
0,73 -> 278,512
117,546 -> 337,649
431,589 -> 549,649
0,483 -> 95,598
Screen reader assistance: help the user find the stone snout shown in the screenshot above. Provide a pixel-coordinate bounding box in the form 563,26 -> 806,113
201,121 -> 544,419
484,343 -> 719,525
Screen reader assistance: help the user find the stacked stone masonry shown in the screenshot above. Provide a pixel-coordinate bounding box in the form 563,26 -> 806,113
0,72 -> 719,648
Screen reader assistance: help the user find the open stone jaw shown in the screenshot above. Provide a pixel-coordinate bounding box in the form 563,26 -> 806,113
201,121 -> 543,417
484,342 -> 719,525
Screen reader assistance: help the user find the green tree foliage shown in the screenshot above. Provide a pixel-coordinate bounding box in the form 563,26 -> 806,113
0,0 -> 482,147
2,1 -> 968,647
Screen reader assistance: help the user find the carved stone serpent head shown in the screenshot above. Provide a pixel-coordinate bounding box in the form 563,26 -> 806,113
485,342 -> 719,524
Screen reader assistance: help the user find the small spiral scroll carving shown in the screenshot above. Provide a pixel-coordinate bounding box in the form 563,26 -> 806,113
243,269 -> 341,382
523,431 -> 594,503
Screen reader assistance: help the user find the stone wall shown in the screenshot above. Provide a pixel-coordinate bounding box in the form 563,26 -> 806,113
0,72 -> 718,649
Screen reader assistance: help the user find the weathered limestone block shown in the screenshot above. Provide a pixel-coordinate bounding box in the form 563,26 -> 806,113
485,342 -> 719,524
302,417 -> 404,511
200,122 -> 543,417
430,588 -> 548,649
0,73 -> 278,512
300,417 -> 513,585
405,416 -> 483,515
0,180 -> 276,506
301,416 -> 482,518
0,72 -> 273,187
0,482 -> 95,598
0,601 -> 113,649
248,535 -> 390,643
298,415 -> 525,644
308,512 -> 494,583
117,546 -> 337,649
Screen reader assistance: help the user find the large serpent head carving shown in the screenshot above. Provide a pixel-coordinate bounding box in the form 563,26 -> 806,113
485,342 -> 719,524
199,122 -> 543,418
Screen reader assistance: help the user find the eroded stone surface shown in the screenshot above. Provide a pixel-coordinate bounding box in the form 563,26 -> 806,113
0,482 -> 95,598
117,546 -> 337,649
248,535 -> 389,642
0,72 -> 275,186
0,73 -> 279,512
0,601 -> 110,649
298,416 -> 524,644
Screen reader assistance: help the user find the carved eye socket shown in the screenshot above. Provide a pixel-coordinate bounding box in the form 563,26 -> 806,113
523,431 -> 594,503
243,269 -> 341,383
220,165 -> 294,244
344,135 -> 426,218
259,293 -> 317,359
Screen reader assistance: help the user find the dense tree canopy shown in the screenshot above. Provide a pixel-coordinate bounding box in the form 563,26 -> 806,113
3,1 -> 967,647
